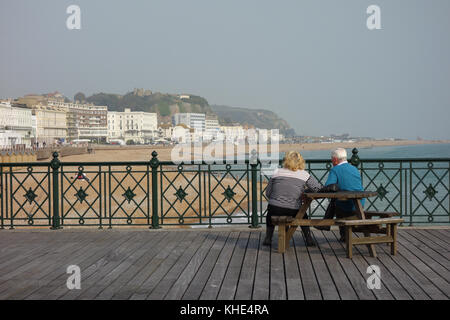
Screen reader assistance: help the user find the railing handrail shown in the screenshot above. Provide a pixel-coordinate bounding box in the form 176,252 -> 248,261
1,157 -> 449,167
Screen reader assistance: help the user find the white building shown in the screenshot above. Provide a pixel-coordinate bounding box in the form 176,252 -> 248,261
205,117 -> 219,130
48,99 -> 108,142
171,124 -> 191,144
31,105 -> 68,145
203,116 -> 220,141
269,129 -> 284,142
220,125 -> 246,143
0,101 -> 33,147
157,123 -> 173,140
257,128 -> 269,143
172,113 -> 206,132
108,108 -> 157,144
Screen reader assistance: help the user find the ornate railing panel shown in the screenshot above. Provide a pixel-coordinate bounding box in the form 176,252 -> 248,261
0,164 -> 51,228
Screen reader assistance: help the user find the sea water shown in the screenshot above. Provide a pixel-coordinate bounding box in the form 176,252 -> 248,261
297,143 -> 450,160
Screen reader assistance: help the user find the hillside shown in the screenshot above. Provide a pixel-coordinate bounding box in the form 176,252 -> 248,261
211,105 -> 295,136
84,91 -> 212,122
79,90 -> 295,135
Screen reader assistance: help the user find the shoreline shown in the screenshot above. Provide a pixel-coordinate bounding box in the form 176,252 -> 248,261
46,139 -> 450,162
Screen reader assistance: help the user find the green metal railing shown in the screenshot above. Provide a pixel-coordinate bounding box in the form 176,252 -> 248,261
0,149 -> 448,229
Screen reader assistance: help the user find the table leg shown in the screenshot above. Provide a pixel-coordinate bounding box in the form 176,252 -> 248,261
346,226 -> 353,259
386,224 -> 391,246
278,222 -> 286,253
285,198 -> 312,246
285,226 -> 291,249
353,199 -> 377,258
391,224 -> 398,255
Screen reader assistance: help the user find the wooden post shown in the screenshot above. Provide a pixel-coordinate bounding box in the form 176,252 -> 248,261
391,223 -> 398,255
285,198 -> 312,244
278,222 -> 286,254
346,226 -> 353,258
386,223 -> 391,246
285,226 -> 291,249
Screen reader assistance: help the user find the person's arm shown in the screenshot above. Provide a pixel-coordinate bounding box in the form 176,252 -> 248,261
265,178 -> 273,198
265,169 -> 279,198
324,168 -> 338,186
306,175 -> 322,192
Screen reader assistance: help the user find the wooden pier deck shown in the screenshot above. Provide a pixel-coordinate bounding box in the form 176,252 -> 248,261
0,228 -> 448,300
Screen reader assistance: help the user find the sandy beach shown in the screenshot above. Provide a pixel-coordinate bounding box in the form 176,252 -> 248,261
52,139 -> 450,163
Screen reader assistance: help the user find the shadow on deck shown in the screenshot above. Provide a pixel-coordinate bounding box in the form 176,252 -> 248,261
0,228 -> 448,300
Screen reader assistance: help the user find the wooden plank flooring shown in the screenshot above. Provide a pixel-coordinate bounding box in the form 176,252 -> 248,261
0,228 -> 448,300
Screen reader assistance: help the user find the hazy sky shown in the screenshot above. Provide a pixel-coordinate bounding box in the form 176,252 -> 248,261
1,0 -> 449,139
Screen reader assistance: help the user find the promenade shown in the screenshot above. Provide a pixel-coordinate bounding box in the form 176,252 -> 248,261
0,227 -> 448,300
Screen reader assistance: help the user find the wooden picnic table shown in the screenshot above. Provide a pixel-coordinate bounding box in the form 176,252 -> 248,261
274,191 -> 403,257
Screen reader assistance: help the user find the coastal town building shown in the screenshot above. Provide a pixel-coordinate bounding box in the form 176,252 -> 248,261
172,113 -> 206,132
48,99 -> 108,142
205,116 -> 219,131
157,123 -> 173,141
172,124 -> 192,144
32,105 -> 67,145
203,115 -> 220,141
107,108 -> 158,144
0,101 -> 33,147
219,125 -> 245,143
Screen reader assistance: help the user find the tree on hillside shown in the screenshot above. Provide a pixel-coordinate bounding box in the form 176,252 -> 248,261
74,92 -> 86,103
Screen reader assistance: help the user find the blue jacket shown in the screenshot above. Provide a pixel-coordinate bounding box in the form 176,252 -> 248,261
325,162 -> 364,212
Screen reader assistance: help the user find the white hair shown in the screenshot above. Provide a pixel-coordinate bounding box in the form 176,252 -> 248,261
331,148 -> 347,161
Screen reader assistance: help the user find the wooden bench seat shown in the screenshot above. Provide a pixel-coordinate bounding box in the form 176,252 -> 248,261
335,217 -> 404,258
271,216 -> 336,226
364,211 -> 400,218
335,217 -> 404,226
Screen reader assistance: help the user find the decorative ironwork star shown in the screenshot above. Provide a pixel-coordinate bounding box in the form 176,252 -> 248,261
423,184 -> 437,201
174,186 -> 188,202
377,184 -> 388,200
24,188 -> 37,204
222,185 -> 236,202
123,187 -> 136,204
75,187 -> 88,203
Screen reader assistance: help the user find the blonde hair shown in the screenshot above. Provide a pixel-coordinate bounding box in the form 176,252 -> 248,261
283,151 -> 305,171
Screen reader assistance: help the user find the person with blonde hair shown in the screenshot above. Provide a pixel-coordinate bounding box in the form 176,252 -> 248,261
264,151 -> 322,246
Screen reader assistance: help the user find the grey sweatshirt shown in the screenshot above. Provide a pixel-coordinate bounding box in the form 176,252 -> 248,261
265,168 -> 322,210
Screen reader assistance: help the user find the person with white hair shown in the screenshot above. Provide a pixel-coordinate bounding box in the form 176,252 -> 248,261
315,148 -> 365,241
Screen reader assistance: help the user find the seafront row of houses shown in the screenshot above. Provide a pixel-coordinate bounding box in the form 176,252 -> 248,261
0,94 -> 284,149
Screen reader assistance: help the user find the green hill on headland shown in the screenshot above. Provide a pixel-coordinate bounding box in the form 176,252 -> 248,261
84,91 -> 211,118
77,90 -> 295,135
